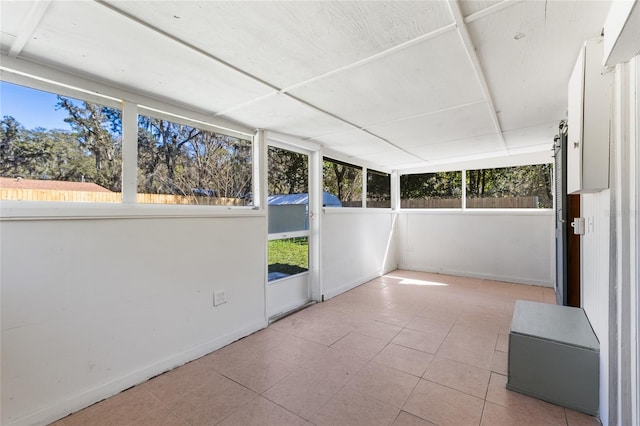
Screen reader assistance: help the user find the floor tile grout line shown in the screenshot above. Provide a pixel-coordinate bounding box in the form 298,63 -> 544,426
258,389 -> 323,423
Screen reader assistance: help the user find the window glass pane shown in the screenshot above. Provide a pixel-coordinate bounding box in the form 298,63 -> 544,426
323,158 -> 362,207
268,237 -> 309,281
466,164 -> 553,208
400,171 -> 462,208
1,81 -> 122,202
137,114 -> 252,205
367,169 -> 391,208
268,146 -> 309,233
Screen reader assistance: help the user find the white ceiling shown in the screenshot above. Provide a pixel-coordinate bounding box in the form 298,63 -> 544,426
0,0 -> 612,172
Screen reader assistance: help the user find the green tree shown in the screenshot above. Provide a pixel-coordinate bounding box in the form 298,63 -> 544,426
268,147 -> 308,195
56,97 -> 122,191
400,171 -> 462,199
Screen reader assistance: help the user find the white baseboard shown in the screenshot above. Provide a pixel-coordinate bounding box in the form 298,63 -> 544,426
323,271 -> 383,300
398,264 -> 554,288
12,318 -> 268,426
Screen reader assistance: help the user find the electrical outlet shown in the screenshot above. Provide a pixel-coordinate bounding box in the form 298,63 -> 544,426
214,289 -> 227,306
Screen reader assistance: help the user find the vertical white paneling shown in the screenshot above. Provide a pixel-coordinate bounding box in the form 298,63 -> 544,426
580,191 -> 611,425
581,191 -> 611,339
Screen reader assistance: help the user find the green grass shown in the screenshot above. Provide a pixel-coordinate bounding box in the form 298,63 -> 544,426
268,237 -> 309,275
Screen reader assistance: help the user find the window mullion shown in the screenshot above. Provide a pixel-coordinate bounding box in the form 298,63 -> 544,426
121,101 -> 138,204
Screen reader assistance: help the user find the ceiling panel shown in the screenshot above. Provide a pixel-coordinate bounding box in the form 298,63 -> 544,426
502,122 -> 557,150
106,1 -> 453,89
20,1 -> 274,114
355,148 -> 426,169
221,92 -> 354,138
408,134 -> 504,161
312,130 -> 392,157
468,0 -> 612,132
366,101 -> 496,149
288,29 -> 484,127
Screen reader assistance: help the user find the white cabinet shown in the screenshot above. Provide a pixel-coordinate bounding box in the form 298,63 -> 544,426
567,37 -> 611,194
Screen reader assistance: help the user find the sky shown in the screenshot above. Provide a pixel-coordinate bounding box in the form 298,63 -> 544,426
0,81 -> 72,131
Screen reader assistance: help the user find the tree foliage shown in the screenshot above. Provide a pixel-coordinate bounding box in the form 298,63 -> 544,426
323,159 -> 362,205
401,171 -> 463,200
467,165 -> 553,208
400,167 -> 553,208
268,146 -> 308,195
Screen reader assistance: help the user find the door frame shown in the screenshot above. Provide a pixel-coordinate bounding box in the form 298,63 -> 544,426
264,136 -> 321,319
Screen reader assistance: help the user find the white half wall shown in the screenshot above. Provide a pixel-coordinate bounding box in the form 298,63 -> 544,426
398,210 -> 555,286
321,210 -> 398,299
0,214 -> 267,426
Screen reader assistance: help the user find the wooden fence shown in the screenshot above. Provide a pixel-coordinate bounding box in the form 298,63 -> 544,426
1,189 -> 538,208
0,188 -> 247,206
402,196 -> 539,209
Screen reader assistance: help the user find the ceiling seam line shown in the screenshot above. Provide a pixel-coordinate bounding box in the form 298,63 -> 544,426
8,1 -> 52,58
361,99 -> 487,130
302,99 -> 486,142
464,0 -> 524,24
448,0 -> 508,152
214,93 -> 279,117
278,23 -> 457,94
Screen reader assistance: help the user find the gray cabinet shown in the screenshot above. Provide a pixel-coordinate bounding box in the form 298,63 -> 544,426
508,300 -> 599,416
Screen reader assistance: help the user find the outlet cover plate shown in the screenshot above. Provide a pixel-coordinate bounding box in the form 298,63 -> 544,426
214,289 -> 226,306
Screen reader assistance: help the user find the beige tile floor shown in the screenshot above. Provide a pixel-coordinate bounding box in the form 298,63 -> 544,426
53,271 -> 601,426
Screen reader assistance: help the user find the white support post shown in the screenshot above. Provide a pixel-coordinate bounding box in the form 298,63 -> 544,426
255,130 -> 268,321
390,170 -> 400,211
362,167 -> 368,208
121,101 -> 138,204
253,130 -> 268,210
309,149 -> 323,302
461,169 -> 467,210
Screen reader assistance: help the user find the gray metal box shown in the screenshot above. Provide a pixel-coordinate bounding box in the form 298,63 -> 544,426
507,300 -> 599,416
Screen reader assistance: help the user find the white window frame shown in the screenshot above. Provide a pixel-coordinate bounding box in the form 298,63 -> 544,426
0,62 -> 257,219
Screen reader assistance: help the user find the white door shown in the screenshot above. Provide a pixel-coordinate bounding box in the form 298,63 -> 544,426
266,143 -> 312,319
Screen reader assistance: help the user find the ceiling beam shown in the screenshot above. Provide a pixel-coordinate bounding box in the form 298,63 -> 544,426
8,0 -> 51,58
448,0 -> 508,151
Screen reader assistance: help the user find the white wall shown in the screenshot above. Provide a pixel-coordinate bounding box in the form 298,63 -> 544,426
321,209 -> 398,299
398,210 -> 555,286
0,212 -> 267,426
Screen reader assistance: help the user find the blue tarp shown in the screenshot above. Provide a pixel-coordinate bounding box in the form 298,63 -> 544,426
267,192 -> 342,207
